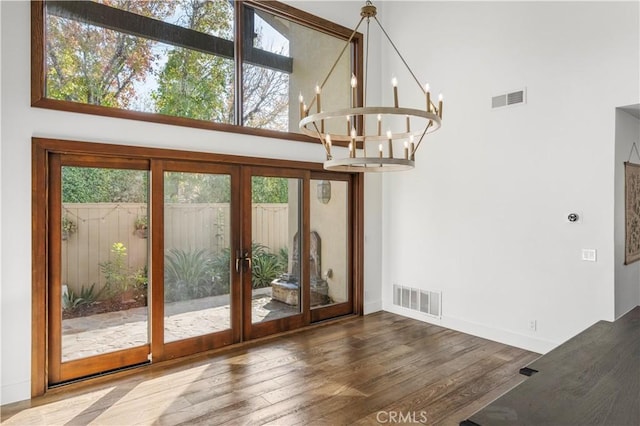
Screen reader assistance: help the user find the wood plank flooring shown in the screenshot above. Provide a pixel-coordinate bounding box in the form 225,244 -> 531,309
466,306 -> 640,426
1,312 -> 539,425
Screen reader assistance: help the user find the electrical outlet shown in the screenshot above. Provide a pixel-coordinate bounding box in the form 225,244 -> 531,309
528,320 -> 537,332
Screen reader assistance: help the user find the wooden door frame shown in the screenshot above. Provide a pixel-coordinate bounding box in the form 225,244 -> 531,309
241,166 -> 311,340
151,160 -> 242,362
47,153 -> 152,385
309,172 -> 356,323
32,136 -> 364,397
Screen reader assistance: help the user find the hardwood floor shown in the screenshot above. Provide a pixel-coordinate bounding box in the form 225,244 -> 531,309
466,306 -> 640,426
1,312 -> 539,425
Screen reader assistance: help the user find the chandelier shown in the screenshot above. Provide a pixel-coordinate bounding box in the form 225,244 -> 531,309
298,1 -> 443,172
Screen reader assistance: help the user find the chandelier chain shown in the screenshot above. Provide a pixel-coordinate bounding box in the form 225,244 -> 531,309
373,16 -> 425,93
307,17 -> 366,113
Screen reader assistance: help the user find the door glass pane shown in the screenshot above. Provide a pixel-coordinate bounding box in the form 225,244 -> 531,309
252,176 -> 301,323
61,166 -> 149,362
310,179 -> 349,308
164,172 -> 232,342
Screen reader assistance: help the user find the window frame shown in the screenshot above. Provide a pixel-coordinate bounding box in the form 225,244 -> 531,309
31,1 -> 363,145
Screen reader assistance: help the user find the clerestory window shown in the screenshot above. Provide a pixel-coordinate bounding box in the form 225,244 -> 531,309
32,1 -> 360,141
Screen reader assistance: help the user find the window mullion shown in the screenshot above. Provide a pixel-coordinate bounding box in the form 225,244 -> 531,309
234,3 -> 244,127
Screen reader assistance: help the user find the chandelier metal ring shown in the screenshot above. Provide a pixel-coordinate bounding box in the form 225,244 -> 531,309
324,157 -> 414,173
299,107 -> 441,143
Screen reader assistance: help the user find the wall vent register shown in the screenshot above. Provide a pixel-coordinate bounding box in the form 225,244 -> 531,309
492,88 -> 527,109
393,284 -> 441,318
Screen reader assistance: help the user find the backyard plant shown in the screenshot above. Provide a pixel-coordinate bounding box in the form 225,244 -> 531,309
134,215 -> 148,238
62,216 -> 77,240
277,246 -> 288,273
208,243 -> 287,292
62,283 -> 102,311
209,247 -> 231,295
99,242 -> 133,295
164,248 -> 212,302
251,242 -> 286,289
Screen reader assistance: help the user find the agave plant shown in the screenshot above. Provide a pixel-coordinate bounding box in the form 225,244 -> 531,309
164,248 -> 212,302
251,242 -> 286,289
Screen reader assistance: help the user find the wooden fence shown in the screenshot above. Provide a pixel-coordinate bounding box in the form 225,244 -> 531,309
61,203 -> 289,293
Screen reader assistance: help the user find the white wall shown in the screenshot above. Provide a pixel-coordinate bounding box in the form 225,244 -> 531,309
0,0 -> 376,404
615,107 -> 640,318
380,1 -> 639,353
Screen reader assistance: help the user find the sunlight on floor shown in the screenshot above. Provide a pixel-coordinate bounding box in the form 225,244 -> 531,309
2,387 -> 115,425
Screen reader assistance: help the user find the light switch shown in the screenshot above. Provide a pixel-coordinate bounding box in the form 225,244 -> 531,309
581,249 -> 597,262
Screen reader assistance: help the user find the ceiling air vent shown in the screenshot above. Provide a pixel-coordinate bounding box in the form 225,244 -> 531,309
492,88 -> 526,109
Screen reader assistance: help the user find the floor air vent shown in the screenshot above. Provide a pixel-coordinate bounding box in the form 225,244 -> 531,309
393,285 -> 441,318
492,88 -> 526,109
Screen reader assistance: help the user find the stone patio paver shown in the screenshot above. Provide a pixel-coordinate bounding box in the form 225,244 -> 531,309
61,289 -> 298,362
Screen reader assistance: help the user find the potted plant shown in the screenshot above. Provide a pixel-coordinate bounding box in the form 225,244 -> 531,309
134,215 -> 148,238
62,217 -> 77,240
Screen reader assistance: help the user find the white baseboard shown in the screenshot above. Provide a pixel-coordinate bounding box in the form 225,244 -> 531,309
1,379 -> 30,405
382,303 -> 558,354
363,300 -> 382,315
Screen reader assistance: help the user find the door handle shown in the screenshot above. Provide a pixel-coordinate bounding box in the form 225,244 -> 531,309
235,250 -> 251,273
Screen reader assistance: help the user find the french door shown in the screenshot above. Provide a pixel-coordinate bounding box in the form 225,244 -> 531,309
44,148 -> 358,387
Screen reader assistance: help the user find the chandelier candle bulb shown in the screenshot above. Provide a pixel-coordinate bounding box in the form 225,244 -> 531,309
377,114 -> 382,136
379,143 -> 383,159
386,130 -> 394,158
299,93 -> 304,120
425,83 -> 431,112
349,142 -> 354,158
351,74 -> 358,108
326,134 -> 332,156
392,77 -> 399,107
347,116 -> 351,134
404,141 -> 409,160
315,85 -> 322,112
438,93 -> 443,118
406,115 -> 410,133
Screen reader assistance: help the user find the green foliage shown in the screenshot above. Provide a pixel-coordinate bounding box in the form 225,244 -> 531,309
132,265 -> 148,290
208,243 -> 287,291
62,167 -> 148,203
134,216 -> 148,230
152,1 -> 234,121
251,242 -> 286,289
164,248 -> 213,302
209,247 -> 231,295
277,246 -> 289,272
251,176 -> 289,203
62,216 -> 77,239
46,1 -> 174,108
164,172 -> 230,203
45,1 -> 289,130
62,288 -> 84,310
100,242 -> 133,293
62,283 -> 101,310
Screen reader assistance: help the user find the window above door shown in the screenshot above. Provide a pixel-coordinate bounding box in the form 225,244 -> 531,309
32,1 -> 361,143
